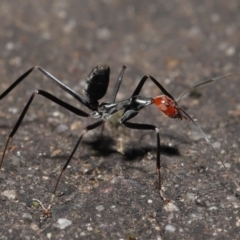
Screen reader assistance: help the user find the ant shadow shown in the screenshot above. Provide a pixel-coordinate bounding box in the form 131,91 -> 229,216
83,134 -> 180,162
83,135 -> 117,156
82,134 -> 181,179
123,143 -> 180,162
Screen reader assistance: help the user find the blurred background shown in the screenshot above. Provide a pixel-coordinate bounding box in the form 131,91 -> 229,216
0,0 -> 240,239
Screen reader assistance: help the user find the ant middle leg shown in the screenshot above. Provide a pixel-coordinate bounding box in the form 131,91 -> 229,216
42,120 -> 103,214
120,110 -> 169,202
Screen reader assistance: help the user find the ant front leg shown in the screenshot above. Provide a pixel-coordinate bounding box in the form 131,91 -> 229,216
0,89 -> 89,170
0,89 -> 90,216
100,65 -> 127,135
0,66 -> 90,108
120,109 -> 170,202
130,75 -> 175,100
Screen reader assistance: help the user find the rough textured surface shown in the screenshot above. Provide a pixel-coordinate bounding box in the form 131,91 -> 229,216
0,0 -> 240,239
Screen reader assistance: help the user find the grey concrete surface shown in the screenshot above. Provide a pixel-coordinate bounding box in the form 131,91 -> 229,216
0,0 -> 240,239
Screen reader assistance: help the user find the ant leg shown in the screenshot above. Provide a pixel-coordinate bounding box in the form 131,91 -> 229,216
109,65 -> 126,103
99,63 -> 125,135
0,66 -> 90,109
97,65 -> 126,137
44,120 -> 103,214
123,75 -> 176,116
100,122 -> 105,136
131,75 -> 175,100
0,89 -> 89,170
120,110 -> 169,202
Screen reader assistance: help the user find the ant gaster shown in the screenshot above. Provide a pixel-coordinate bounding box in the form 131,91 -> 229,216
0,64 -> 239,214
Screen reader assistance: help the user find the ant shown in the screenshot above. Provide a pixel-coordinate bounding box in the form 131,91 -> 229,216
0,64 -> 239,215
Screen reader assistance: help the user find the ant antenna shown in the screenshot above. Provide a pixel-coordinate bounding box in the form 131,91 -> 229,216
175,72 -> 240,192
176,73 -> 240,102
178,105 -> 240,193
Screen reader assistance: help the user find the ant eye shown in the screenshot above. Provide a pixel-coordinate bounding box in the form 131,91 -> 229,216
165,102 -> 170,107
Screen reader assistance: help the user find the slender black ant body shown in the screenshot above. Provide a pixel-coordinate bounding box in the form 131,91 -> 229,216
0,64 -> 239,215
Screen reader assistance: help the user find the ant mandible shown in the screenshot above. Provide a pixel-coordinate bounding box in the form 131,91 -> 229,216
0,64 -> 239,215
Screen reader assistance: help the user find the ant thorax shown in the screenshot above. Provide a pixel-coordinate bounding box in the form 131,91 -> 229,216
89,109 -> 112,121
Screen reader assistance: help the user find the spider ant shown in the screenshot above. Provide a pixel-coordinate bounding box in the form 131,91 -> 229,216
0,64 -> 239,215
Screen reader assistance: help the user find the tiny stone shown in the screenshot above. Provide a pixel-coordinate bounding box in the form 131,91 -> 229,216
70,121 -> 82,130
96,205 -> 105,211
56,124 -> 68,133
9,56 -> 22,67
208,206 -> 218,211
50,149 -> 62,157
2,190 -> 17,200
227,195 -> 240,208
47,233 -> 52,239
186,192 -> 196,201
41,32 -> 51,40
31,223 -> 39,231
188,26 -> 201,37
236,218 -> 240,227
224,163 -> 231,169
163,202 -> 179,212
226,46 -> 236,56
87,226 -> 93,231
52,111 -> 61,117
212,141 -> 221,149
190,131 -> 204,140
16,151 -> 21,157
96,27 -> 111,40
63,20 -> 76,33
22,213 -> 32,219
165,224 -> 176,232
211,13 -> 220,23
5,42 -> 15,50
8,107 -> 18,114
147,199 -> 153,204
55,218 -> 72,229
58,10 -> 67,19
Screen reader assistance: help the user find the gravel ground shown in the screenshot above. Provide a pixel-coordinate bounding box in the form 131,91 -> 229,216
0,1 -> 240,239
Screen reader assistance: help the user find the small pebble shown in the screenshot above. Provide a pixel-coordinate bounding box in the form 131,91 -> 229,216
226,46 -> 236,56
2,190 -> 17,200
8,107 -> 18,114
163,202 -> 179,212
55,218 -> 72,229
5,42 -> 15,50
147,199 -> 153,204
96,205 -> 105,211
165,224 -> 176,232
56,124 -> 68,133
236,218 -> 240,227
96,27 -> 111,40
212,141 -> 221,149
186,192 -> 196,201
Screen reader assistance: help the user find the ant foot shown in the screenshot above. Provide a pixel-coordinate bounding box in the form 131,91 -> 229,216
159,190 -> 171,203
32,198 -> 52,217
